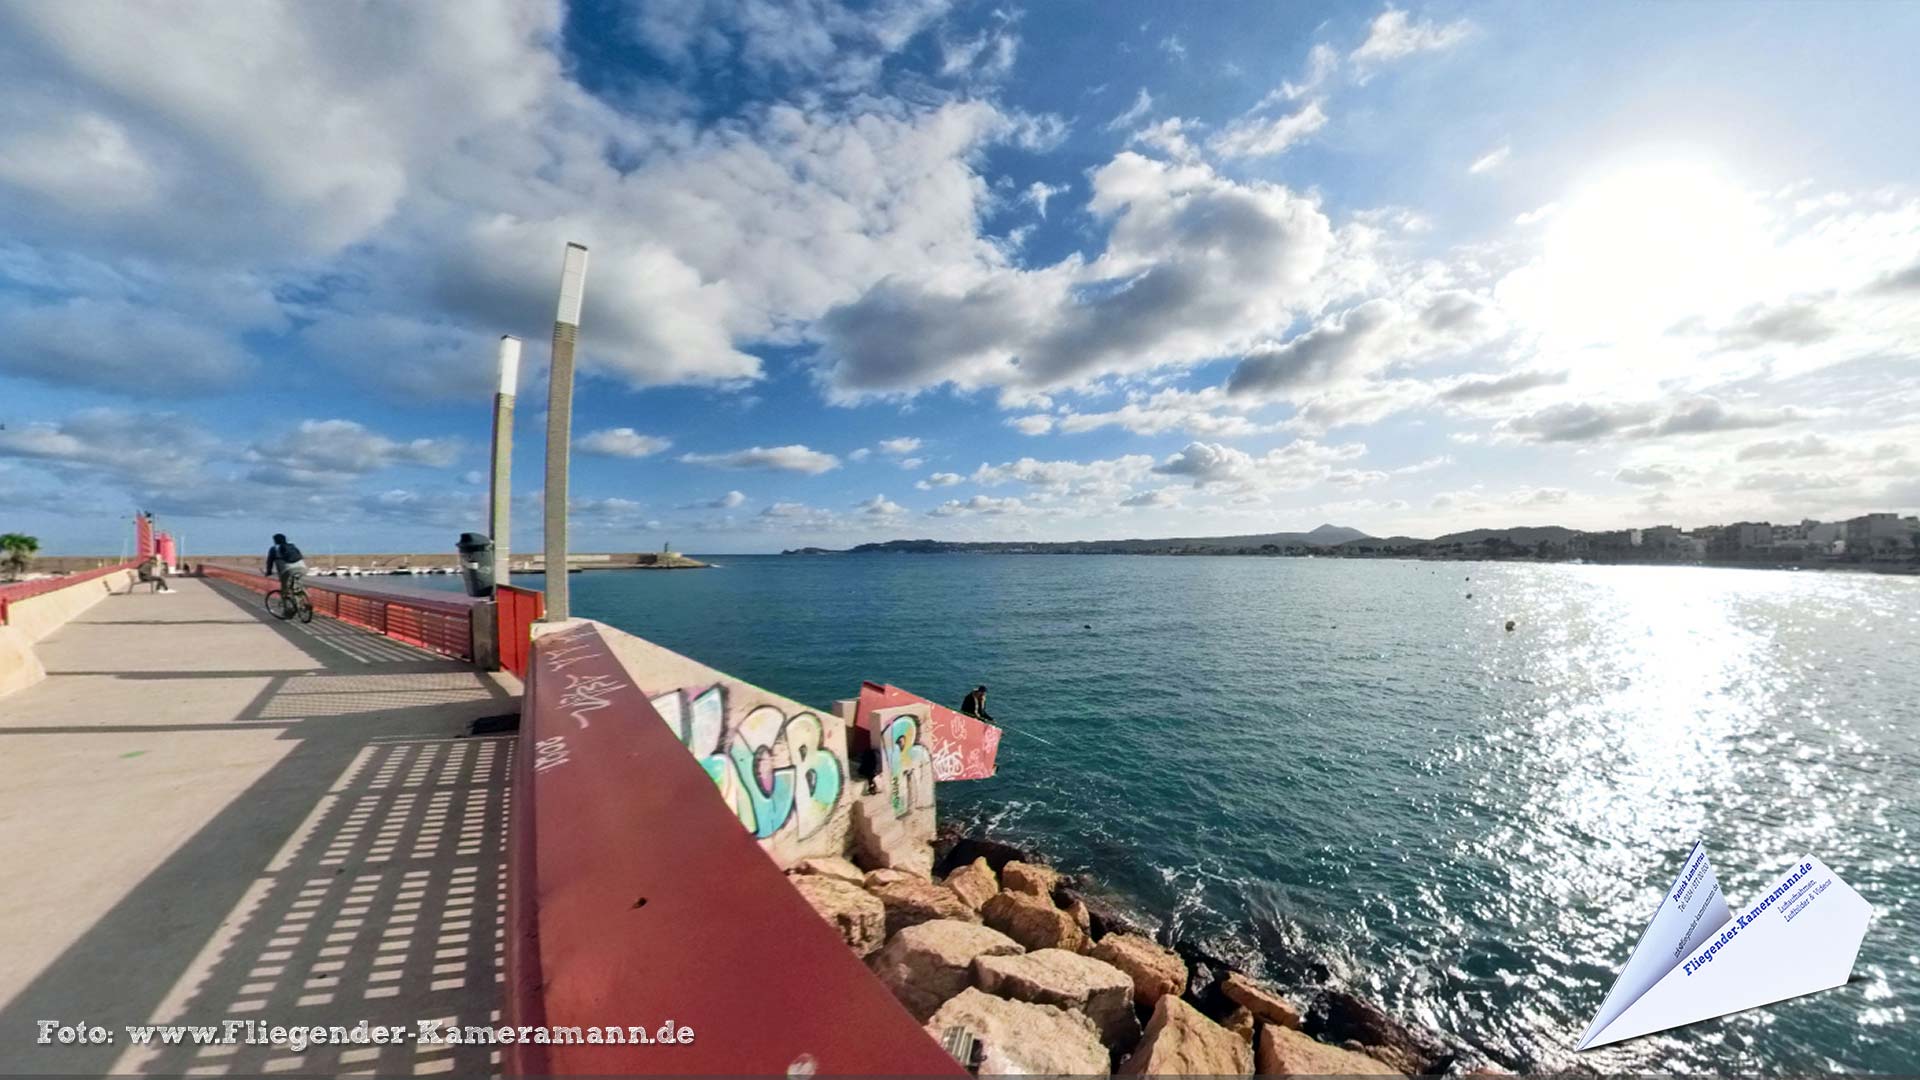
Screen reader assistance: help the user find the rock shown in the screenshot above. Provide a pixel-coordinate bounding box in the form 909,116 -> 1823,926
870,878 -> 979,938
789,856 -> 865,885
1000,860 -> 1062,898
981,890 -> 1087,953
925,987 -> 1108,1077
1088,934 -> 1187,1007
1221,972 -> 1303,1030
945,857 -> 1000,912
1063,896 -> 1092,936
788,874 -> 886,957
1306,990 -> 1441,1072
933,833 -> 1032,877
864,868 -> 919,889
1257,1026 -> 1400,1077
869,920 -> 1024,1021
1360,1043 -> 1423,1075
973,948 -> 1140,1048
1067,888 -> 1154,940
1221,1006 -> 1254,1044
1118,995 -> 1251,1075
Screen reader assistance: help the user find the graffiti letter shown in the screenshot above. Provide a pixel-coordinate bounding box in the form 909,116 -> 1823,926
784,712 -> 843,839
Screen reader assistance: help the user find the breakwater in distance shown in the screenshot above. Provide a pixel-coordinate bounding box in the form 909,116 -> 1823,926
433,555 -> 1920,1074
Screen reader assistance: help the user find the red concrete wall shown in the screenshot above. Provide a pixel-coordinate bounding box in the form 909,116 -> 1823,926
507,621 -> 963,1076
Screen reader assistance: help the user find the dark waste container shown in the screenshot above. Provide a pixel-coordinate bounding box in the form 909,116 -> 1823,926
456,532 -> 495,597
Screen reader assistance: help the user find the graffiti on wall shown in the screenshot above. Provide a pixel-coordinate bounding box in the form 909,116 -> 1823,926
856,682 -> 1001,783
875,707 -> 934,818
651,684 -> 844,842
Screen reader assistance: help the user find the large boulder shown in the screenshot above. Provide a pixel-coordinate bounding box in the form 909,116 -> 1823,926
1257,1026 -> 1401,1077
789,856 -> 865,885
1119,995 -> 1251,1075
869,920 -> 1024,1021
1221,1006 -> 1254,1045
1306,990 -> 1442,1072
1221,972 -> 1303,1030
945,857 -> 1000,912
973,948 -> 1140,1048
1088,934 -> 1187,1007
789,874 -> 886,957
1000,860 -> 1062,898
864,868 -> 920,889
981,890 -> 1087,953
870,878 -> 978,938
925,988 -> 1109,1077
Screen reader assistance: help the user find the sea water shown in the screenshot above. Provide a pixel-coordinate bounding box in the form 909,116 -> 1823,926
482,556 -> 1920,1072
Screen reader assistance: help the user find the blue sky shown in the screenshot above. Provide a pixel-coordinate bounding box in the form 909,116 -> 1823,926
2,1 -> 1916,555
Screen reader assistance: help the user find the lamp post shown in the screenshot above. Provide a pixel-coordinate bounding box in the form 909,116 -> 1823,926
489,335 -> 521,585
542,242 -> 589,621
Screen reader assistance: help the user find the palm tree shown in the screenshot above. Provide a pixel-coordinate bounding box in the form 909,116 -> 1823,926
1,533 -> 39,581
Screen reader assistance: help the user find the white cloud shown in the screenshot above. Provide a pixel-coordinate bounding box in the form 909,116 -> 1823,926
857,493 -> 906,516
848,448 -> 873,462
576,427 -> 672,458
1468,144 -> 1511,175
1150,439 -> 1366,490
877,436 -> 923,455
1120,488 -> 1177,508
249,418 -> 462,484
679,444 -> 841,473
915,472 -> 964,490
1053,386 -> 1272,438
929,494 -> 1025,516
1350,7 -> 1473,72
817,152 -> 1339,398
1276,42 -> 1340,103
1208,101 -> 1328,159
1614,465 -> 1676,486
1007,415 -> 1055,435
1022,181 -> 1069,218
1106,88 -> 1153,131
0,297 -> 252,393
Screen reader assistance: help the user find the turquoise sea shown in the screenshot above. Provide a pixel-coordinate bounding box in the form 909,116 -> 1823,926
478,556 -> 1919,1073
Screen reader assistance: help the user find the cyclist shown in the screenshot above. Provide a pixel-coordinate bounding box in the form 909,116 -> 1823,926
265,533 -> 308,596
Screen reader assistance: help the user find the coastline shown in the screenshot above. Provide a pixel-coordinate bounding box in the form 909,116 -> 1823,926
925,822 -> 1513,1075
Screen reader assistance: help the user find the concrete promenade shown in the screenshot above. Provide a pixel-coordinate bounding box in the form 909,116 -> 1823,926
0,577 -> 520,1076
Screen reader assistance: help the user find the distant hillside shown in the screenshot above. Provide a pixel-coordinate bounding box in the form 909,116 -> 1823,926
1339,526 -> 1578,550
782,524 -> 1374,556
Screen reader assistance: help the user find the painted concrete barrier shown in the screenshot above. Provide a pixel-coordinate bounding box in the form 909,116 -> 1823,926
508,620 -> 963,1076
0,566 -> 139,697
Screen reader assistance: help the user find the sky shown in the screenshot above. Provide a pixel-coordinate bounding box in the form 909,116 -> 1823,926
1,1 -> 1916,556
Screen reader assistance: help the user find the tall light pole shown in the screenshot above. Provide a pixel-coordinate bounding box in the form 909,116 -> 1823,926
489,335 -> 521,585
542,242 -> 589,621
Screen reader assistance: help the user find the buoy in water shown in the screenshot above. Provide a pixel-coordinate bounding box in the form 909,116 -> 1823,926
1466,592 -> 1473,599
1505,619 -> 1516,632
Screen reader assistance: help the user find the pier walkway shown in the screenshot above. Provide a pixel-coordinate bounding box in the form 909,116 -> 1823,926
0,576 -> 519,1076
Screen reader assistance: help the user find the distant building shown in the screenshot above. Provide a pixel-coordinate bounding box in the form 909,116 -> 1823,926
1805,520 -> 1846,546
1641,525 -> 1687,551
1847,513 -> 1916,558
1711,522 -> 1773,555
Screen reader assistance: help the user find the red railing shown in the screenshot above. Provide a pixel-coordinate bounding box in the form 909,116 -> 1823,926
496,584 -> 543,678
0,560 -> 141,626
200,565 -> 478,662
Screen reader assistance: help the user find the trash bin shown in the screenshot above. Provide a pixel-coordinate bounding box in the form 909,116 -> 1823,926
456,532 -> 495,597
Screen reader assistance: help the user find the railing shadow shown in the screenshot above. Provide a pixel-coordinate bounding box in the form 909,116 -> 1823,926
0,586 -> 516,1076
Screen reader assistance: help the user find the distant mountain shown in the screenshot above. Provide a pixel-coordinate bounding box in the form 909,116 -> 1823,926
786,526 -> 1378,556
1305,523 -> 1369,544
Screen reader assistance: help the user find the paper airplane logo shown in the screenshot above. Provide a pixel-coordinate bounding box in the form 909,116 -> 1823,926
1579,842 -> 1872,1049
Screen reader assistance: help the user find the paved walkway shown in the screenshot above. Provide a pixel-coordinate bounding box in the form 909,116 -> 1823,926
0,577 -> 519,1076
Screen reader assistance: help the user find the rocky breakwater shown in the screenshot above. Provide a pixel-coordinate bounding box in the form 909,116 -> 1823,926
787,843 -> 1491,1076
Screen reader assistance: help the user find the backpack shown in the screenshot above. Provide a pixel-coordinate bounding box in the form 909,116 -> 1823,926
278,542 -> 304,564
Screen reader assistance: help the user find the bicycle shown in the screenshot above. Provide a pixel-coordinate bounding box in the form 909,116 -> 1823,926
265,575 -> 314,623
